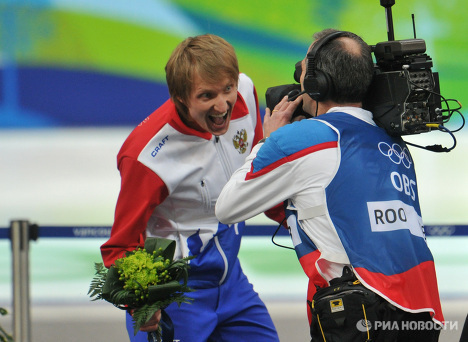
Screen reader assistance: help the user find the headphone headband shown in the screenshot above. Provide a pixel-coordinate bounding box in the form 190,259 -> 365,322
304,31 -> 346,102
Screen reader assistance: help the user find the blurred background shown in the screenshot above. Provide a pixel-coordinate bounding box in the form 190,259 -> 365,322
0,0 -> 467,341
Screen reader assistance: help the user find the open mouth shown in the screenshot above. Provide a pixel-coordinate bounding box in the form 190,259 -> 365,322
209,111 -> 228,126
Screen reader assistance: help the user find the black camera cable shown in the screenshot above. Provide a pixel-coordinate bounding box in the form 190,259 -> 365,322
271,218 -> 295,251
405,124 -> 457,153
404,79 -> 464,152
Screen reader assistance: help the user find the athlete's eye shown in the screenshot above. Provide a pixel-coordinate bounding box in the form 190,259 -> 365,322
226,83 -> 236,92
199,92 -> 213,99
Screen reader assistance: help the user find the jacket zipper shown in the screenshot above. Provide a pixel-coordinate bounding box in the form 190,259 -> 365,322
200,179 -> 210,213
214,136 -> 233,180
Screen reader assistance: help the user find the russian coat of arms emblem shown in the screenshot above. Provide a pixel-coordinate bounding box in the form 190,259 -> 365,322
232,129 -> 248,154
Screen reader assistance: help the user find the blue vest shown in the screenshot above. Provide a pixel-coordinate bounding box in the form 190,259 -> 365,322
317,112 -> 433,275
278,112 -> 442,320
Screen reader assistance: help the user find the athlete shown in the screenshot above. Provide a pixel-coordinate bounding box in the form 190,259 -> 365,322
216,29 -> 443,341
101,34 -> 279,342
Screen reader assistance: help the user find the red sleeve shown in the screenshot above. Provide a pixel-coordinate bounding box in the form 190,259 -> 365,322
264,202 -> 287,228
251,85 -> 264,146
100,157 -> 169,267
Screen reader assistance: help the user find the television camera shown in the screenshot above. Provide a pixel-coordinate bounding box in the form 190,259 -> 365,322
265,0 -> 463,151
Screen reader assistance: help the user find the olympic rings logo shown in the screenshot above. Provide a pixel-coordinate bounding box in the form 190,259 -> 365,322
378,142 -> 412,169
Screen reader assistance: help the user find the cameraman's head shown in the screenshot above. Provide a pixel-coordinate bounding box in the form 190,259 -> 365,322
300,29 -> 374,116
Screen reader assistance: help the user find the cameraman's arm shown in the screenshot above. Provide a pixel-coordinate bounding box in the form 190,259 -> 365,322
216,134 -> 305,224
216,142 -> 288,224
216,95 -> 303,224
217,116 -> 338,226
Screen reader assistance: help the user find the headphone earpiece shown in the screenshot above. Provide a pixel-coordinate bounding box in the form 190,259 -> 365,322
303,31 -> 345,102
303,69 -> 333,102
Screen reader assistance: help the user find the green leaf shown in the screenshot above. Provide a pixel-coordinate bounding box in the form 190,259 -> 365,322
88,263 -> 108,300
144,237 -> 176,261
146,280 -> 185,302
101,266 -> 121,297
167,257 -> 193,284
0,308 -> 13,342
131,302 -> 161,336
109,289 -> 138,306
0,325 -> 14,342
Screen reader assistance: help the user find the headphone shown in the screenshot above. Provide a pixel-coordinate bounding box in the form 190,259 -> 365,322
303,31 -> 346,102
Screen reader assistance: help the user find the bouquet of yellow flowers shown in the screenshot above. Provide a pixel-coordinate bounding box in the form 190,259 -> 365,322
88,237 -> 194,341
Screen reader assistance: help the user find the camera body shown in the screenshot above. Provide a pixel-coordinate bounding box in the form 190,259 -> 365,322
363,39 -> 442,136
265,83 -> 309,121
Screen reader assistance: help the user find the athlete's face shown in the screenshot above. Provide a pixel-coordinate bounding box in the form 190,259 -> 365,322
183,72 -> 238,136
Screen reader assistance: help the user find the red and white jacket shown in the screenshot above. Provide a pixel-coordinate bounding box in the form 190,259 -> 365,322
101,73 -> 263,288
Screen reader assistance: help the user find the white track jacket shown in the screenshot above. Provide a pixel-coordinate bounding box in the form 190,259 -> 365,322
101,74 -> 263,288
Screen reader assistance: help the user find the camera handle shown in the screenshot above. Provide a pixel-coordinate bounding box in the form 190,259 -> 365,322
380,0 -> 395,41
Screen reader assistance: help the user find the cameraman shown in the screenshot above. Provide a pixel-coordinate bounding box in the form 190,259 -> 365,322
216,28 -> 443,341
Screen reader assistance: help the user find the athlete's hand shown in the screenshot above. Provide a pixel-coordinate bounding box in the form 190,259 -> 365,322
139,310 -> 162,332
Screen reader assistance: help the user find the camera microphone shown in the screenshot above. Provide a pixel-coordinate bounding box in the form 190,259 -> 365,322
266,84 -> 310,121
287,89 -> 305,101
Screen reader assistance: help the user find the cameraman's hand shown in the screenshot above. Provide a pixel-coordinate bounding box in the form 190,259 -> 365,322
263,94 -> 303,138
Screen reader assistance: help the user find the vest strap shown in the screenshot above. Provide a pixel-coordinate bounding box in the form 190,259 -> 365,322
297,204 -> 327,220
